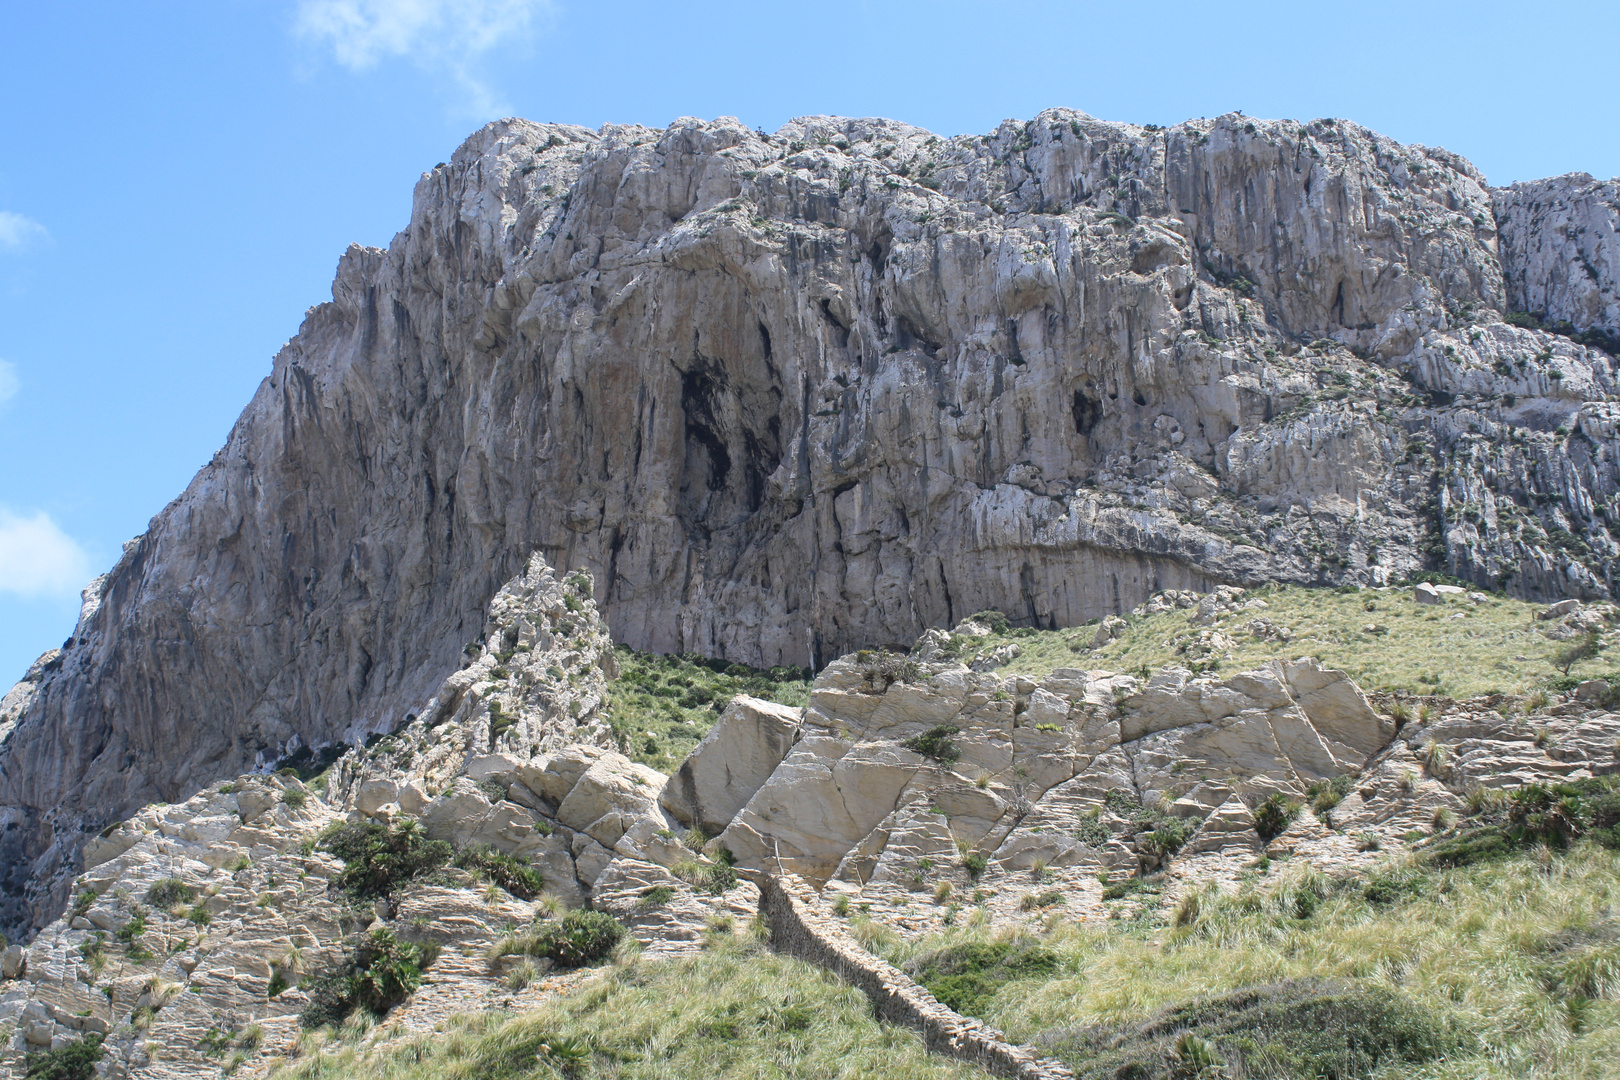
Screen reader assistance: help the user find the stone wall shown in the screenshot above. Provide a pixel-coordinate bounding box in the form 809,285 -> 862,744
755,874 -> 1074,1080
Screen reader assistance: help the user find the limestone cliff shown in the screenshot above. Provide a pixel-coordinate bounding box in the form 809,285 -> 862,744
2,108 -> 1618,943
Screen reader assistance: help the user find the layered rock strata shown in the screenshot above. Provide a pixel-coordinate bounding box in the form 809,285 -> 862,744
2,574 -> 1616,1077
4,108 -> 1620,944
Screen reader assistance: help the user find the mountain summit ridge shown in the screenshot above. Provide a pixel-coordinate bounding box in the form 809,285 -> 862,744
0,107 -> 1616,943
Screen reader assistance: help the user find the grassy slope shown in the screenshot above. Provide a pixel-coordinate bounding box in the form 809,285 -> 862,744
964,584 -> 1608,698
269,937 -> 980,1080
601,647 -> 812,771
878,842 -> 1620,1079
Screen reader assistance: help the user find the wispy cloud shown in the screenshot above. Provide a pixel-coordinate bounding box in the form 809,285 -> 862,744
0,508 -> 91,599
0,360 -> 16,405
293,0 -> 550,116
0,211 -> 47,251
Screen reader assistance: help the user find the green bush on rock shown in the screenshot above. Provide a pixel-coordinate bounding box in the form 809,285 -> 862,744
299,928 -> 438,1029
319,819 -> 452,899
492,909 -> 627,969
24,1035 -> 104,1080
454,844 -> 545,900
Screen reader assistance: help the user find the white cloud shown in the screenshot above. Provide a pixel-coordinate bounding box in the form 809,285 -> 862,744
294,0 -> 549,113
0,360 -> 16,405
0,211 -> 47,251
0,509 -> 91,599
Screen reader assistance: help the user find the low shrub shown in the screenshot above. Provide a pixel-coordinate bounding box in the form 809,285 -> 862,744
493,909 -> 627,969
144,878 -> 196,909
968,609 -> 1012,634
1037,978 -> 1465,1080
906,938 -> 1060,1016
319,820 -> 452,899
24,1033 -> 104,1080
1422,778 -> 1620,869
902,725 -> 961,764
299,928 -> 437,1029
1020,891 -> 1065,911
1253,793 -> 1302,842
1306,775 -> 1352,816
453,844 -> 545,900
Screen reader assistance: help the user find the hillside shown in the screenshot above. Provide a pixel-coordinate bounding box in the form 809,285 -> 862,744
0,556 -> 1616,1078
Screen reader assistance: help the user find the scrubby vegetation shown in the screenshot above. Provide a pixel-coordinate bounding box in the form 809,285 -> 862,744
877,835 -> 1620,1079
1420,776 -> 1620,869
300,928 -> 439,1030
905,937 -> 1059,1015
1044,978 -> 1465,1080
901,724 -> 962,764
269,936 -> 979,1080
319,820 -> 452,899
23,1034 -> 104,1080
452,844 -> 545,900
490,909 -> 627,969
143,877 -> 196,909
603,647 -> 812,771
955,584 -> 1609,698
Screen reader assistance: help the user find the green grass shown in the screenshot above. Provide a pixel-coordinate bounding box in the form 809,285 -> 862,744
268,936 -> 981,1080
880,842 -> 1620,1079
960,584 -> 1602,698
604,646 -> 812,770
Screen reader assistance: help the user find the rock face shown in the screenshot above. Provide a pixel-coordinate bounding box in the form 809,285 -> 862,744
1495,174 -> 1620,334
3,107 -> 1619,942
710,649 -> 1393,887
2,568 -> 1617,1076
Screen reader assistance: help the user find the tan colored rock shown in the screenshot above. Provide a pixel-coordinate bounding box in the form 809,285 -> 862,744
1184,796 -> 1261,855
1539,598 -> 1581,620
555,754 -> 667,849
355,778 -> 399,817
660,695 -> 802,835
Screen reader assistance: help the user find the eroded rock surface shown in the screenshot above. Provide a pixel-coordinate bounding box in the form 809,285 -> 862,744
3,108 -> 1619,945
3,575 -> 1616,1076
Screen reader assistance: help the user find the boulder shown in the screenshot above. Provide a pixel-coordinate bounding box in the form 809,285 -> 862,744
355,779 -> 399,817
1413,582 -> 1443,604
418,782 -> 496,846
1539,598 -> 1581,620
660,695 -> 802,835
1183,796 -> 1261,855
1090,615 -> 1127,649
555,754 -> 667,848
531,745 -> 613,805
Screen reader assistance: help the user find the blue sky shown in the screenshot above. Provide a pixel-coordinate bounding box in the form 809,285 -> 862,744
1,0 -> 1616,681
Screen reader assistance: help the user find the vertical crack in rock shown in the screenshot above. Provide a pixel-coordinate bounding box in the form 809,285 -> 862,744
1,109 -> 1617,941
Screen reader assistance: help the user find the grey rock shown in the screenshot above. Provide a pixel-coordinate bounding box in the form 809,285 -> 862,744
2,108 -> 1618,941
1539,598 -> 1581,620
1495,174 -> 1620,335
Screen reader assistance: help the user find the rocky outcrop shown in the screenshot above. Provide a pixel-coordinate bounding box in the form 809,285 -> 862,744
3,108 -> 1619,944
1495,174 -> 1620,333
3,570 -> 1617,1075
711,646 -> 1395,887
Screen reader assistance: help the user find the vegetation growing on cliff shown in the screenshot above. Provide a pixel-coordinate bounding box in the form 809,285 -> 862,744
959,584 -> 1611,699
603,647 -> 812,770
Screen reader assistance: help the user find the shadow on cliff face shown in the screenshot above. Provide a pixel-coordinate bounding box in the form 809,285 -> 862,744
3,108 -> 1617,945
